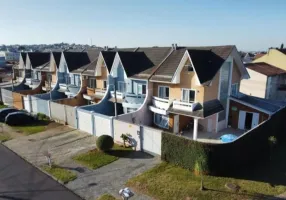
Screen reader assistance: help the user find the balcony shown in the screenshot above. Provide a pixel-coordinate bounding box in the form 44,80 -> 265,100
25,78 -> 41,89
58,83 -> 67,92
173,100 -> 198,112
42,81 -> 56,91
16,77 -> 24,83
149,96 -> 171,115
110,90 -> 124,99
122,93 -> 146,110
83,88 -> 107,101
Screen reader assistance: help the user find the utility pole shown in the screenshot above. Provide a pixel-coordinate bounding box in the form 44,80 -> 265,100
48,73 -> 52,101
114,83 -> 117,118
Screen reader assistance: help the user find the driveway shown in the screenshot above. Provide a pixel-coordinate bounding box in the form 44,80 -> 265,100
4,124 -> 160,200
0,144 -> 82,200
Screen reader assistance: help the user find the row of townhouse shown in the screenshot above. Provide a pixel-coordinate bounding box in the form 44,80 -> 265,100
1,44 -> 285,154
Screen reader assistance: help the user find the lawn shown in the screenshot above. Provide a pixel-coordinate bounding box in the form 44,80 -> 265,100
97,194 -> 118,200
13,125 -> 46,135
127,162 -> 286,200
41,165 -> 77,184
73,144 -> 132,170
0,105 -> 7,109
0,135 -> 11,142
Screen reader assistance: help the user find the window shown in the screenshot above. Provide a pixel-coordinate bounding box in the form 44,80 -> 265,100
117,81 -> 126,92
65,74 -> 70,84
88,78 -> 96,88
138,84 -> 147,95
231,83 -> 239,96
74,75 -> 80,86
158,86 -> 169,99
185,64 -> 193,72
154,113 -> 169,129
103,80 -> 107,89
181,89 -> 195,102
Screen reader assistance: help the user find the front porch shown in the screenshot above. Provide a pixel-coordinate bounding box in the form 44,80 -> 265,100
180,127 -> 245,143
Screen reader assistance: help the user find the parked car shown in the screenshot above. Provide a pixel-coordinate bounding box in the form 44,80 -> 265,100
5,112 -> 35,126
0,108 -> 18,122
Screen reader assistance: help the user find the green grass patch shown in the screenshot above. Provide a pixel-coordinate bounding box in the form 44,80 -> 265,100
41,165 -> 77,184
0,135 -> 11,142
127,161 -> 286,200
97,194 -> 118,200
13,125 -> 46,135
0,105 -> 7,109
73,144 -> 132,170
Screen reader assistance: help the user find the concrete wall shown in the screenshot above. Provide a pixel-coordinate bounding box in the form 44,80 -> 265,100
240,68 -> 267,98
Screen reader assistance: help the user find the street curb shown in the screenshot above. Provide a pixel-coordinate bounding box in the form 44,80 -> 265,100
1,142 -> 84,200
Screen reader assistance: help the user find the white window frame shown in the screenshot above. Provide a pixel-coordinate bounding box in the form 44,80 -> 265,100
181,88 -> 196,103
137,84 -> 147,95
117,81 -> 125,92
158,86 -> 170,99
231,83 -> 239,96
153,113 -> 169,129
103,80 -> 107,89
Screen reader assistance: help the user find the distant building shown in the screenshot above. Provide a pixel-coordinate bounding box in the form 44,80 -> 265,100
0,50 -> 20,62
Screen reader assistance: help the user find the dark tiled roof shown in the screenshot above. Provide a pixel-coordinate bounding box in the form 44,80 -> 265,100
117,52 -> 154,77
35,62 -> 50,71
101,51 -> 116,72
168,99 -> 224,118
132,47 -> 172,79
52,52 -> 61,68
231,94 -> 286,113
63,52 -> 90,73
253,53 -> 265,60
20,53 -> 27,65
27,52 -> 50,69
86,49 -> 101,62
151,45 -> 234,84
81,59 -> 98,76
246,62 -> 286,76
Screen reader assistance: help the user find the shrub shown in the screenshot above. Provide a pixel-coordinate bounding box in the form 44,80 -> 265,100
96,135 -> 114,152
37,113 -> 50,121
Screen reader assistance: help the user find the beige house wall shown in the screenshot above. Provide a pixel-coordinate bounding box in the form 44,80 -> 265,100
239,68 -> 267,98
232,62 -> 241,84
253,49 -> 286,70
204,71 -> 220,102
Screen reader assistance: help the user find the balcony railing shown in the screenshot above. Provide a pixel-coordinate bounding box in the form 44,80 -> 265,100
152,96 -> 170,110
94,88 -> 106,96
173,100 -> 198,112
110,90 -> 124,99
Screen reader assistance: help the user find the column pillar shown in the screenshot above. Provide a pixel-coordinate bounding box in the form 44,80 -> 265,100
193,118 -> 198,140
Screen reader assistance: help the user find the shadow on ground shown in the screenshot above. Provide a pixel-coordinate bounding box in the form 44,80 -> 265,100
221,143 -> 286,188
107,150 -> 154,159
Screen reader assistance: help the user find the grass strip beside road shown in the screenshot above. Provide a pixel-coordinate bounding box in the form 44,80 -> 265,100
41,165 -> 77,184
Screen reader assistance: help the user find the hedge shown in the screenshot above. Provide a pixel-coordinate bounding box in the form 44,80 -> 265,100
162,106 -> 286,176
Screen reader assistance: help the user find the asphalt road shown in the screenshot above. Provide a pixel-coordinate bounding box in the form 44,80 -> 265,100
0,144 -> 82,200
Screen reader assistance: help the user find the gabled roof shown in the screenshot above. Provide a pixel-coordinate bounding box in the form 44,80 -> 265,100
117,51 -> 154,77
27,52 -> 50,69
101,51 -> 116,72
52,52 -> 61,68
246,62 -> 286,76
150,45 -> 234,84
20,52 -> 27,65
63,52 -> 90,73
86,49 -> 101,62
82,59 -> 98,76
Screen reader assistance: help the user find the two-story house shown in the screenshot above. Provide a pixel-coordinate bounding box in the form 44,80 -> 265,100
240,62 -> 286,101
83,51 -> 116,104
148,45 -> 249,140
109,47 -> 171,114
25,52 -> 50,89
41,52 -> 62,92
13,52 -> 26,83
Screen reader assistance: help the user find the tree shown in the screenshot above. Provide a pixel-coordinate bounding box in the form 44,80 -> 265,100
18,46 -> 26,51
280,43 -> 284,49
121,134 -> 129,148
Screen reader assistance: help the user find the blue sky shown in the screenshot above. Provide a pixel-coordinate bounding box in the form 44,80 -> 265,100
0,0 -> 285,51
